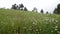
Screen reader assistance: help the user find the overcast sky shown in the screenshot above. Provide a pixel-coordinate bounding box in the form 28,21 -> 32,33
0,0 -> 60,13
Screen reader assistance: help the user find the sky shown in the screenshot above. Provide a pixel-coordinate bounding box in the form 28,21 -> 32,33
0,0 -> 60,13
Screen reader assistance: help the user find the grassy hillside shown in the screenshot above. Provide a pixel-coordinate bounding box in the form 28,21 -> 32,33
0,9 -> 60,34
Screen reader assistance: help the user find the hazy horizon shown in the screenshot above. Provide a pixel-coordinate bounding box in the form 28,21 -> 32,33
0,0 -> 60,13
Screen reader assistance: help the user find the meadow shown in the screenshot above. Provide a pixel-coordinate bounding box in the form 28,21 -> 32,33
0,9 -> 60,34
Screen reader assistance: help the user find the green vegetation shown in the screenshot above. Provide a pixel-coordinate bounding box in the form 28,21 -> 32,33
0,9 -> 60,34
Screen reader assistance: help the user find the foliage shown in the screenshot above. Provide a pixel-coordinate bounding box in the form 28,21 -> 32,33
40,9 -> 44,13
46,11 -> 48,14
11,3 -> 26,11
24,7 -> 28,11
53,4 -> 60,14
20,4 -> 24,8
11,4 -> 17,9
32,7 -> 37,12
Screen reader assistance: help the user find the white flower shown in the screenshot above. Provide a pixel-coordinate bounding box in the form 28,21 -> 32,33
24,27 -> 26,29
40,29 -> 41,31
32,22 -> 35,24
1,21 -> 3,23
45,18 -> 49,21
51,18 -> 55,22
32,22 -> 37,25
55,26 -> 58,28
55,20 -> 58,22
54,22 -> 56,24
36,29 -> 38,31
57,31 -> 60,34
28,33 -> 30,34
49,19 -> 51,22
51,31 -> 53,32
55,28 -> 58,31
17,33 -> 18,34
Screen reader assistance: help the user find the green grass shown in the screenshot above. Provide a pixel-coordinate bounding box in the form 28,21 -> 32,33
0,9 -> 60,34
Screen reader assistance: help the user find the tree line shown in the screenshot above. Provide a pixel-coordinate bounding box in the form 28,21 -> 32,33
11,3 -> 60,14
11,3 -> 27,11
53,4 -> 60,14
11,3 -> 48,14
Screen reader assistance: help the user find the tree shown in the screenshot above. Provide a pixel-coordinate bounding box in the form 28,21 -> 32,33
40,9 -> 44,13
20,3 -> 24,10
17,5 -> 18,9
24,7 -> 28,11
53,4 -> 60,14
18,4 -> 20,10
46,11 -> 48,14
53,8 -> 57,14
56,4 -> 60,14
11,4 -> 17,9
32,7 -> 37,12
57,4 -> 60,9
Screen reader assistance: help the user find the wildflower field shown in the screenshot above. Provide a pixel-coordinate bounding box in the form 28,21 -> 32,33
0,9 -> 60,34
